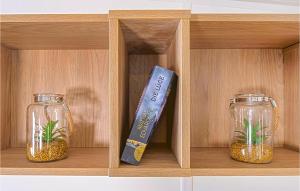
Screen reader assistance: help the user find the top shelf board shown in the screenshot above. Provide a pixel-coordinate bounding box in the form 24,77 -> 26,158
190,14 -> 299,49
1,13 -> 299,50
0,14 -> 109,49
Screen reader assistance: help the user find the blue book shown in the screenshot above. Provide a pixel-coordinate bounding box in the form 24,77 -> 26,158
121,65 -> 176,165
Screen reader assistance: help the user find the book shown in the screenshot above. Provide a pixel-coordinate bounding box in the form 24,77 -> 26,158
121,65 -> 176,165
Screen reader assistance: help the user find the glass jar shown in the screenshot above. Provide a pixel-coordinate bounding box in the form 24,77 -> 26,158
26,93 -> 73,162
229,93 -> 278,164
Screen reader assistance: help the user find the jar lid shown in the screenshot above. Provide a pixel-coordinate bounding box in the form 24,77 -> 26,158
230,93 -> 277,107
34,93 -> 64,103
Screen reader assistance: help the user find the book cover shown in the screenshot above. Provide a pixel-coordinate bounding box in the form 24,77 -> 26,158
121,65 -> 176,165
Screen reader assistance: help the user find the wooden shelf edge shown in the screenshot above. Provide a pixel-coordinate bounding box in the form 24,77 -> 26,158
2,167 -> 298,176
190,148 -> 300,176
109,168 -> 191,177
0,14 -> 108,23
0,167 -> 108,176
191,14 -> 300,22
1,148 -> 109,176
109,10 -> 191,19
191,168 -> 300,176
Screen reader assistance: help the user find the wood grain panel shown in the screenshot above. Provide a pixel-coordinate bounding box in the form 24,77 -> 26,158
109,19 -> 129,168
167,19 -> 190,168
284,43 -> 300,151
191,20 -> 299,49
191,147 -> 300,176
1,148 -> 108,175
10,49 -> 109,148
128,54 -> 168,143
120,19 -> 179,54
0,45 -> 12,150
191,49 -> 284,147
1,15 -> 109,49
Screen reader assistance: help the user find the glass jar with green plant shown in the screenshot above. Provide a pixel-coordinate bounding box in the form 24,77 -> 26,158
229,94 -> 278,164
26,94 -> 73,162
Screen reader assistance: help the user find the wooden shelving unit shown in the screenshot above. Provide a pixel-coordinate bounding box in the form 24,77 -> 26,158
0,11 -> 299,177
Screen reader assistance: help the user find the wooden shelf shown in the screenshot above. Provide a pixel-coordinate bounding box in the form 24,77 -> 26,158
109,145 -> 190,177
190,14 -> 299,49
0,14 -> 109,49
1,148 -> 108,176
191,148 -> 300,176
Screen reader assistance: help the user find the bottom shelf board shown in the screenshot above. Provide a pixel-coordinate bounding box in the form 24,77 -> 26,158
1,148 -> 108,176
109,145 -> 189,177
191,147 -> 300,176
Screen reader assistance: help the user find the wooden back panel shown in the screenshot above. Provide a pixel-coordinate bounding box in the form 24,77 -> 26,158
284,43 -> 300,151
9,49 -> 109,148
191,49 -> 284,147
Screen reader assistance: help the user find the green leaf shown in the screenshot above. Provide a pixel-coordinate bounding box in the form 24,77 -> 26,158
243,118 -> 250,129
42,120 -> 58,143
254,135 -> 268,144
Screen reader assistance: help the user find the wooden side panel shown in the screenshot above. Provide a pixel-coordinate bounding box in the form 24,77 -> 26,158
191,49 -> 284,147
10,49 -> 108,148
0,45 -> 12,150
109,19 -> 129,168
284,43 -> 300,151
128,54 -> 168,143
168,19 -> 190,168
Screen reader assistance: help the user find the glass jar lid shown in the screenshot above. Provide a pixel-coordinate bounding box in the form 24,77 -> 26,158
230,93 -> 277,107
34,93 -> 64,103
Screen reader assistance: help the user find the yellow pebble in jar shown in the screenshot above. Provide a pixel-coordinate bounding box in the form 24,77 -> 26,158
27,140 -> 68,162
230,142 -> 273,164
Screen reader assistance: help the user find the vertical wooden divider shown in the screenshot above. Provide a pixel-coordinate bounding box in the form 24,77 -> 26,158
0,45 -> 12,150
284,43 -> 300,151
167,19 -> 190,168
109,18 -> 129,168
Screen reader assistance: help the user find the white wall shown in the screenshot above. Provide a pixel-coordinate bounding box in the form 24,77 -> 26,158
0,0 -> 299,14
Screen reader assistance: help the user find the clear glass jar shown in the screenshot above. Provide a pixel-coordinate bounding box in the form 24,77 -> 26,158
229,93 -> 278,164
26,93 -> 73,162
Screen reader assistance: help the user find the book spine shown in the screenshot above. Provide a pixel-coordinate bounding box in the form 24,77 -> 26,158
121,66 -> 175,165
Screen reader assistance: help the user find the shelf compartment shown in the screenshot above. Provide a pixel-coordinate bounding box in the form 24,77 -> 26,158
1,148 -> 108,175
190,15 -> 300,176
0,15 -> 110,176
109,144 -> 190,177
109,10 -> 190,175
191,148 -> 300,176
